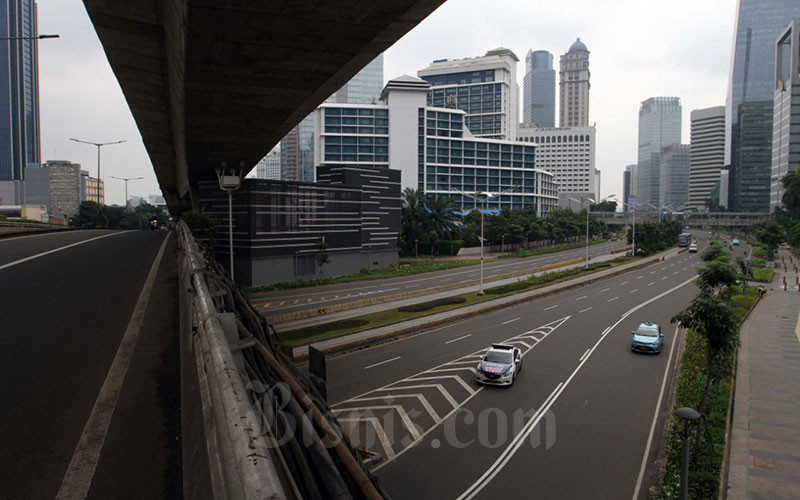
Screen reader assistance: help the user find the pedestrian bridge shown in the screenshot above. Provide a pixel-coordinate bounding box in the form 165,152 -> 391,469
593,211 -> 771,228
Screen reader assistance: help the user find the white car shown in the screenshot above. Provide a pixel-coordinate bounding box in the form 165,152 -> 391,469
688,243 -> 697,253
476,344 -> 522,386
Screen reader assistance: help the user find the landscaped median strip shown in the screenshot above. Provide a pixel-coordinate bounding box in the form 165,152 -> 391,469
266,257 -> 588,324
285,251 -> 679,360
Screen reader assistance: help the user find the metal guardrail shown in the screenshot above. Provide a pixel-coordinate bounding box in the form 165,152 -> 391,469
177,222 -> 385,499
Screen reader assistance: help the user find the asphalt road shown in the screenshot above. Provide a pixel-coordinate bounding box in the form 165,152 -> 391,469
251,240 -> 628,315
0,229 -> 173,499
321,231 -> 726,499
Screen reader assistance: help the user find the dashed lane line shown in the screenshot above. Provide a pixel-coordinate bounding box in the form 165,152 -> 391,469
364,356 -> 402,370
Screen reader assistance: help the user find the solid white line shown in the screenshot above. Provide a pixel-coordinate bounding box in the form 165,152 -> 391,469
364,356 -> 401,370
544,305 -> 558,311
502,317 -> 521,325
579,307 -> 593,313
445,334 -> 472,344
576,295 -> 588,301
0,231 -> 124,271
631,325 -> 681,500
56,232 -> 170,500
607,296 -> 618,302
579,348 -> 590,362
0,229 -> 92,243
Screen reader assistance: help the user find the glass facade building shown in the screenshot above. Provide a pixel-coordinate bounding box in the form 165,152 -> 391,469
726,0 -> 800,211
687,106 -> 725,211
0,0 -> 40,180
771,20 -> 800,212
637,97 -> 682,207
522,50 -> 555,127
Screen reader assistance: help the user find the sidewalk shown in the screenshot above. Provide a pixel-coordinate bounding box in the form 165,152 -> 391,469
726,250 -> 800,500
289,247 -> 682,359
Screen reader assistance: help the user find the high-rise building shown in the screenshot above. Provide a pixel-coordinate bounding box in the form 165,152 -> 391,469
771,20 -> 800,212
254,146 -> 281,180
637,97 -> 682,207
594,168 -> 601,201
516,125 -> 596,199
314,76 -> 557,215
280,54 -> 384,182
687,106 -> 725,211
559,38 -> 590,128
623,165 -> 634,211
522,50 -> 555,127
418,47 -> 519,140
658,144 -> 690,210
0,0 -> 40,180
726,0 -> 800,212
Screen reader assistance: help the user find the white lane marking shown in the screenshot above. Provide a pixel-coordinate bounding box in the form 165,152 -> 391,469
650,271 -> 656,274
56,232 -> 170,499
544,305 -> 559,311
334,405 -> 422,440
637,275 -> 644,279
364,356 -> 402,370
620,281 -> 629,285
607,296 -> 618,302
683,267 -> 688,271
279,301 -> 285,305
502,317 -> 521,325
338,417 -> 396,459
661,276 -> 668,280
406,375 -> 477,396
601,287 -> 611,292
673,271 -> 679,275
648,282 -> 655,286
576,295 -> 588,301
345,394 -> 441,423
371,383 -> 459,409
457,277 -> 697,500
579,307 -> 593,313
0,231 -> 124,271
632,325 -> 681,500
579,348 -> 590,362
630,288 -> 639,293
445,334 -> 472,344
0,229 -> 95,242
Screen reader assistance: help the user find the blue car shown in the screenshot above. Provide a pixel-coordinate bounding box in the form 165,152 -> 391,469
631,321 -> 663,354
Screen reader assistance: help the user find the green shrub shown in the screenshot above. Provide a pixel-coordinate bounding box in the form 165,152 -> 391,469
279,318 -> 370,342
398,296 -> 466,312
748,258 -> 766,268
749,268 -> 773,283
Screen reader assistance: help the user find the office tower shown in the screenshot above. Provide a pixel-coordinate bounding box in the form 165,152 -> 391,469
623,165 -> 634,211
594,168 -> 601,201
772,20 -> 800,211
687,106 -> 725,211
637,97 -> 682,207
559,38 -> 590,127
280,54 -> 384,182
522,50 -> 555,127
418,47 -> 519,140
658,144 -> 690,210
517,125 -> 596,199
314,76 -> 557,215
0,0 -> 40,180
254,146 -> 281,180
727,0 -> 800,212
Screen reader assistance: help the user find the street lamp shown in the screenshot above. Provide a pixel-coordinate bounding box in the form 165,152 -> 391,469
673,407 -> 701,500
568,195 -> 599,267
453,186 -> 517,294
110,176 -> 143,208
216,166 -> 242,279
70,138 -> 126,203
622,199 -> 645,256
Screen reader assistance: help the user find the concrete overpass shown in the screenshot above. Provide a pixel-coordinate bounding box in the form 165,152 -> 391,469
594,211 -> 772,229
82,0 -> 447,212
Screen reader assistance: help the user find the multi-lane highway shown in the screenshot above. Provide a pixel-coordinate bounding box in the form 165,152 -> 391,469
251,240 -> 628,316
319,232 -> 725,499
0,229 -> 177,499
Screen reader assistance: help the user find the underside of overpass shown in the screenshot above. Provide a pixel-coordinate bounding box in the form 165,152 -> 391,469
82,0 -> 446,212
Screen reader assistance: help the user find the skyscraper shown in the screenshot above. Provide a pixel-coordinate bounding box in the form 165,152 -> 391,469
637,97 -> 682,207
771,20 -> 800,212
418,47 -> 519,140
726,0 -> 800,212
0,0 -> 40,180
522,50 -> 555,127
559,38 -> 590,127
688,106 -> 725,211
623,165 -> 634,211
658,144 -> 690,210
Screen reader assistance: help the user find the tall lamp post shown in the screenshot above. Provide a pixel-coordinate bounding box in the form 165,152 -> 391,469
674,407 -> 701,500
216,167 -> 242,279
70,138 -> 126,203
453,186 -> 517,294
569,195 -> 596,267
110,176 -> 143,208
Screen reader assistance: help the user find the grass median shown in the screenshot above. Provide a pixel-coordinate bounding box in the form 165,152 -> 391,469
277,256 -> 634,347
498,238 -> 610,259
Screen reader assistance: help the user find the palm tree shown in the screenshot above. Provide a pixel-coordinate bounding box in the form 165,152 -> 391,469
422,194 -> 460,255
401,188 -> 426,255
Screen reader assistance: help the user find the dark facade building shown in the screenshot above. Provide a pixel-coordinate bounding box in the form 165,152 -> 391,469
0,0 -> 40,180
198,165 -> 400,286
726,0 -> 800,211
522,50 -> 555,127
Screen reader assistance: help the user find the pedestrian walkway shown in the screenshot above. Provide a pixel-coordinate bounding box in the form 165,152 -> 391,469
726,254 -> 800,500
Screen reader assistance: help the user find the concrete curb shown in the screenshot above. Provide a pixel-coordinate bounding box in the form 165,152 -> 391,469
292,251 -> 673,361
267,257 -> 587,324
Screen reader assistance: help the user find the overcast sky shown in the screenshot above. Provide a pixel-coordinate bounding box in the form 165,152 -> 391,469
38,0 -> 735,206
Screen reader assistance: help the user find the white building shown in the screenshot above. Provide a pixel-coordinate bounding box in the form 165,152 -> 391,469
516,125 -> 596,206
637,97 -> 682,207
253,146 -> 281,180
687,106 -> 725,211
418,48 -> 519,140
559,39 -> 590,128
314,76 -> 557,215
772,20 -> 800,212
